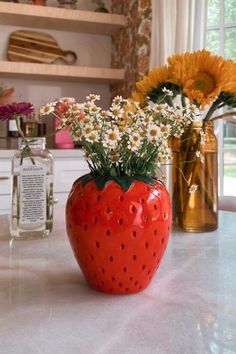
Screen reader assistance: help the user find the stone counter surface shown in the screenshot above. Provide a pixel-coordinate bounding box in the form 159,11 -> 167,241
0,209 -> 235,354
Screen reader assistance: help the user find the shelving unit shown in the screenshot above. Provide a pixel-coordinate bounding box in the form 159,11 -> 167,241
0,2 -> 126,83
0,2 -> 125,34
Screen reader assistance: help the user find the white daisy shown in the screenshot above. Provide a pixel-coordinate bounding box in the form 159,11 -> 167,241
84,131 -> 100,143
147,124 -> 161,142
59,97 -> 75,103
40,102 -> 56,115
86,94 -> 100,101
103,127 -> 121,148
112,96 -> 124,106
110,105 -> 124,119
128,132 -> 142,151
162,87 -> 174,96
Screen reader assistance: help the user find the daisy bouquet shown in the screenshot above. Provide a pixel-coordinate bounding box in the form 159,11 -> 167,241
40,94 -> 196,187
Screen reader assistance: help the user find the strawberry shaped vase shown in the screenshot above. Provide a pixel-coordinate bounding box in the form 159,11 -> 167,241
66,175 -> 172,294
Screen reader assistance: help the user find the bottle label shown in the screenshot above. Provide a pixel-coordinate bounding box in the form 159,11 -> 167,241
8,119 -> 18,131
19,165 -> 46,224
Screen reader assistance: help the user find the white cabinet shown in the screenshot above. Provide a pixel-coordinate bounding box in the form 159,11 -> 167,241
53,151 -> 89,207
0,159 -> 11,214
0,149 -> 89,214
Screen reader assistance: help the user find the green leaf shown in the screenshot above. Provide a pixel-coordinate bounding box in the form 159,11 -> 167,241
73,174 -> 157,192
73,173 -> 94,187
110,167 -> 117,177
95,176 -> 113,190
113,176 -> 134,191
135,175 -> 156,187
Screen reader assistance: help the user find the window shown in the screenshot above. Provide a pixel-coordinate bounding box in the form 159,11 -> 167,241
205,0 -> 236,196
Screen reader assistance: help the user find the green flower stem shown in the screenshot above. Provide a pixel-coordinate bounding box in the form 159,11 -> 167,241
15,116 -> 35,165
165,96 -> 174,107
204,100 -> 220,121
15,116 -> 25,138
181,94 -> 186,108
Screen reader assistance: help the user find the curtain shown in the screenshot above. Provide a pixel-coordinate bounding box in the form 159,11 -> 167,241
149,0 -> 207,68
111,0 -> 152,99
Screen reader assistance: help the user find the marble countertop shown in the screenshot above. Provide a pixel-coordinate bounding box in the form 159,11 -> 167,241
0,209 -> 235,354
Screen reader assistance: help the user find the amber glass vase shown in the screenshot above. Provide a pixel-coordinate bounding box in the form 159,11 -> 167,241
171,121 -> 218,232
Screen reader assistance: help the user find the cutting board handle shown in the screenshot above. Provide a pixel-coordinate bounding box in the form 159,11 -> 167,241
60,50 -> 77,65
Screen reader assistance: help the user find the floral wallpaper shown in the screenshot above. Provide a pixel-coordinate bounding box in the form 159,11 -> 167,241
111,0 -> 152,99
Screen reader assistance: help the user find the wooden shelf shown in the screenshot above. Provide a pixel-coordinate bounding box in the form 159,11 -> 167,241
0,2 -> 125,34
0,61 -> 124,83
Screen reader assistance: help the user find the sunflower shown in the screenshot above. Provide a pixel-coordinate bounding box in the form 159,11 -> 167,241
133,65 -> 171,103
181,50 -> 228,107
167,51 -> 194,86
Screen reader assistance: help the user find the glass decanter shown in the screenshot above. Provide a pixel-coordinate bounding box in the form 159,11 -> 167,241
10,137 -> 54,239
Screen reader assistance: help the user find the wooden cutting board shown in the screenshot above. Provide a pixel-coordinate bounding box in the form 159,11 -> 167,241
7,30 -> 77,65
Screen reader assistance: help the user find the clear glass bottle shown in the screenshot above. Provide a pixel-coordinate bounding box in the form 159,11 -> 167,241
10,137 -> 54,239
21,113 -> 38,138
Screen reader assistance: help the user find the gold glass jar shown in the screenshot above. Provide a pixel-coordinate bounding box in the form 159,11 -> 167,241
171,120 -> 218,232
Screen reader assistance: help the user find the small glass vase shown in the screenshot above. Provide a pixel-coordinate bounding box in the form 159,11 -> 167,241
171,120 -> 218,232
57,0 -> 77,9
10,137 -> 54,239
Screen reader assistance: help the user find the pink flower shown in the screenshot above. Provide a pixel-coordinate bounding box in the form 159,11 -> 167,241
0,102 -> 34,121
56,102 -> 69,114
79,111 -> 85,120
0,86 -> 14,104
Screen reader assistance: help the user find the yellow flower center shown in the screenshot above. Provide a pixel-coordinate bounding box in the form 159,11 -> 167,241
89,133 -> 97,141
150,129 -> 158,137
112,109 -> 119,116
119,126 -> 126,132
161,126 -> 168,132
85,127 -> 92,134
109,132 -> 117,140
192,72 -> 216,95
45,106 -> 51,112
111,155 -> 119,161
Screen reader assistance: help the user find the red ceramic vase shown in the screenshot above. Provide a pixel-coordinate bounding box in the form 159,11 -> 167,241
66,175 -> 172,294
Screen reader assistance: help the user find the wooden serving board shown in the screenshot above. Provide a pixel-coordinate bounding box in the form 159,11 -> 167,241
7,30 -> 77,65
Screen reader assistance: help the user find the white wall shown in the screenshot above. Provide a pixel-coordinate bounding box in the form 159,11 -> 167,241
0,0 -> 112,111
